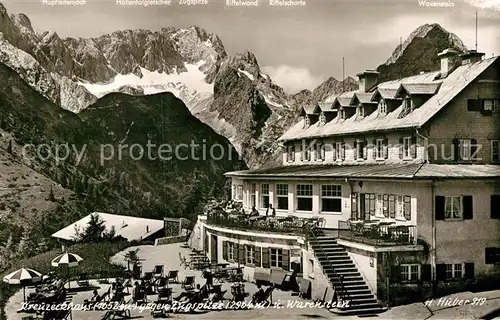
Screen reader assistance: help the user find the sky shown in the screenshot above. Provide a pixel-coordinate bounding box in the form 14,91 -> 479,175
2,0 -> 500,93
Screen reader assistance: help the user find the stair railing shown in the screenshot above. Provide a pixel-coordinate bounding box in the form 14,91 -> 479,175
304,224 -> 351,308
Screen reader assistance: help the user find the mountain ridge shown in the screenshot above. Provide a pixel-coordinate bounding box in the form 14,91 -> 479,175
0,2 -> 471,168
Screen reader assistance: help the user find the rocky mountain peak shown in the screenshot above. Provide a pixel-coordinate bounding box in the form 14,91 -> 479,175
377,23 -> 468,82
11,13 -> 33,33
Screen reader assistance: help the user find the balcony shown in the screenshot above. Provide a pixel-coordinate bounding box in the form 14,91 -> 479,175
205,213 -> 323,237
338,220 -> 417,246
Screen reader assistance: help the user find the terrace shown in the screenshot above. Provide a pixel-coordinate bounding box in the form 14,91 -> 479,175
337,219 -> 418,246
205,213 -> 324,237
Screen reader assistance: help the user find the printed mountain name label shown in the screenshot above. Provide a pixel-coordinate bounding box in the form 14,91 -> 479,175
418,0 -> 455,7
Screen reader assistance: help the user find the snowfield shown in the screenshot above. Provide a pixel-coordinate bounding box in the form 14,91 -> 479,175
79,61 -> 213,98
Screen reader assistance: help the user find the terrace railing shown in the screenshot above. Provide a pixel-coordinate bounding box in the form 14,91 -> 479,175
206,213 -> 322,237
338,220 -> 417,246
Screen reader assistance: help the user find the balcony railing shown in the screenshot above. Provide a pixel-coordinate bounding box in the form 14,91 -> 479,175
338,220 -> 417,246
205,213 -> 321,237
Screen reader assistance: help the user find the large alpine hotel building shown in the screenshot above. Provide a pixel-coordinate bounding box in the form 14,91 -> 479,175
190,49 -> 500,310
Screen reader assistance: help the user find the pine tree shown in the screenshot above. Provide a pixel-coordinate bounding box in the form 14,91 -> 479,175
48,186 -> 56,202
79,213 -> 106,243
7,139 -> 13,154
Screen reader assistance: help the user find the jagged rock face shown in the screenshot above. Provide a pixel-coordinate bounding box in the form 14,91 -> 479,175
36,31 -> 75,77
376,23 -> 468,82
64,37 -> 117,82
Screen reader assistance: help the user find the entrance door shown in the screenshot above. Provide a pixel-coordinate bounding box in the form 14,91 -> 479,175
210,234 -> 218,263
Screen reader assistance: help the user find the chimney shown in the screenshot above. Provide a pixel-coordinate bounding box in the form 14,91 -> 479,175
356,70 -> 379,93
437,48 -> 459,78
460,49 -> 485,65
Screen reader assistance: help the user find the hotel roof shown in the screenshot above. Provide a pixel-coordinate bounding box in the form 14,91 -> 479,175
395,83 -> 442,97
372,88 -> 399,100
226,164 -> 500,180
52,212 -> 164,242
279,56 -> 498,142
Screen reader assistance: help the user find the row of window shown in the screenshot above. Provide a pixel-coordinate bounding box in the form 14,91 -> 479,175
285,136 -> 419,163
247,183 -> 342,213
435,195 -> 500,220
351,193 -> 412,221
222,241 -> 291,270
393,262 -> 475,282
467,99 -> 500,115
286,138 -> 500,163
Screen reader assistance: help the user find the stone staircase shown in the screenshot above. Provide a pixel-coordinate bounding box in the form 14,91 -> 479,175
309,235 -> 387,316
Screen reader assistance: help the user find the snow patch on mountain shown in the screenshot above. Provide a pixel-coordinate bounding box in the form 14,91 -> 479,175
263,95 -> 283,108
79,61 -> 213,99
237,68 -> 255,81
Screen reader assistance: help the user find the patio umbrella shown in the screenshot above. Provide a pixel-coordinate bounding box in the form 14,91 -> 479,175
3,267 -> 42,302
51,252 -> 83,289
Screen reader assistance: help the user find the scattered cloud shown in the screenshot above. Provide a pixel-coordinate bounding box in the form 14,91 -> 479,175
262,65 -> 323,94
465,0 -> 500,12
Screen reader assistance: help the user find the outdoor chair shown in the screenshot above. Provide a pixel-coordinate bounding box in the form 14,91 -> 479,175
154,277 -> 168,292
132,286 -> 149,305
142,272 -> 153,281
101,308 -> 131,320
205,290 -> 227,303
152,265 -> 164,278
165,270 -> 179,283
77,273 -> 90,287
181,276 -> 195,290
151,300 -> 169,318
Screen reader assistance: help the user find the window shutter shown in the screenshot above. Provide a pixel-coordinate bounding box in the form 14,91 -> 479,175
463,196 -> 473,220
390,265 -> 401,283
282,249 -> 290,271
467,99 -> 480,111
372,139 -> 377,159
353,140 -> 358,160
261,248 -> 270,268
222,241 -> 228,261
292,145 -> 295,161
351,193 -> 358,219
464,263 -> 474,279
299,143 -> 303,161
491,195 -> 500,219
363,140 -> 368,160
399,137 -> 404,159
471,138 -> 477,160
383,138 -> 389,159
452,138 -> 459,161
238,244 -> 245,265
435,196 -> 445,220
255,247 -> 262,267
485,248 -> 495,264
332,143 -> 337,161
411,135 -> 417,158
341,142 -> 346,160
436,264 -> 446,281
404,196 -> 411,220
389,195 -> 396,219
421,264 -> 432,282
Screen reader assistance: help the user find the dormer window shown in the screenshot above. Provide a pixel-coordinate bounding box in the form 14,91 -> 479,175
339,108 -> 346,120
357,106 -> 364,118
399,96 -> 412,118
304,116 -> 311,128
319,112 -> 326,125
378,100 -> 387,115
